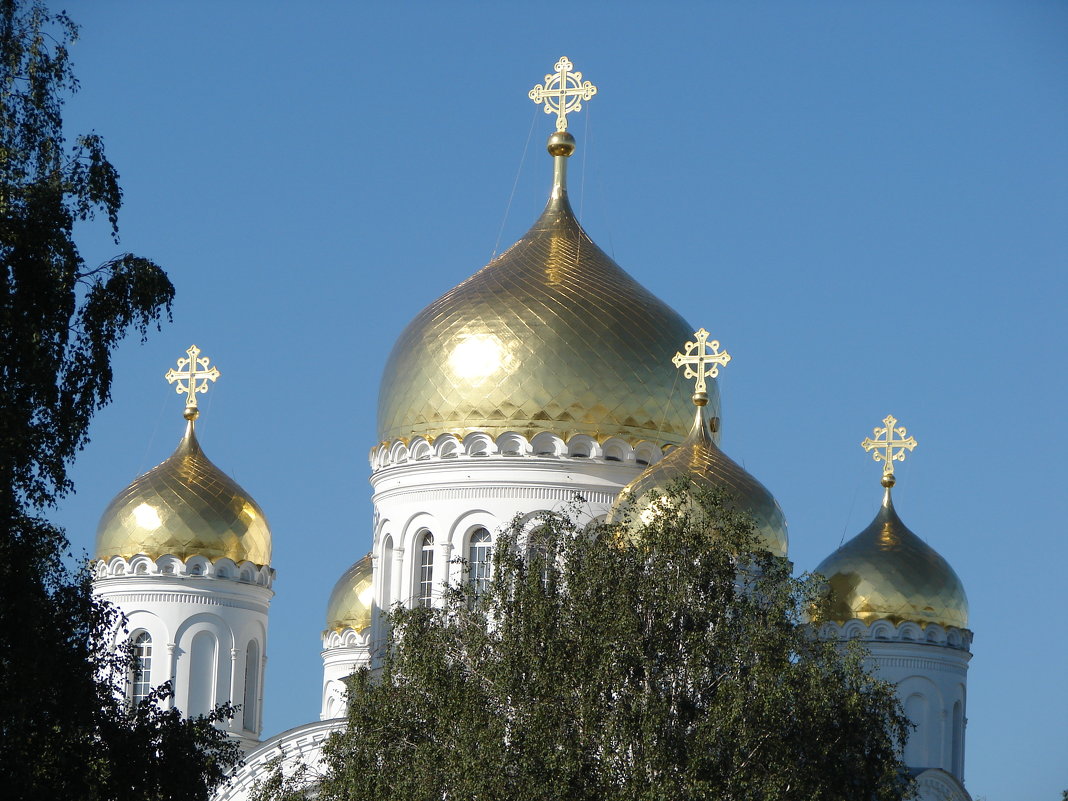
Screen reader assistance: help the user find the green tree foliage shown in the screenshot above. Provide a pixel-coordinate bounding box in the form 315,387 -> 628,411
0,2 -> 240,798
308,488 -> 914,801
249,753 -> 316,801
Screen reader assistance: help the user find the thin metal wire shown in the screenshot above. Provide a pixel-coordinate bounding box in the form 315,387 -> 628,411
492,107 -> 538,260
838,481 -> 861,549
579,103 -> 590,221
653,368 -> 684,449
139,394 -> 170,475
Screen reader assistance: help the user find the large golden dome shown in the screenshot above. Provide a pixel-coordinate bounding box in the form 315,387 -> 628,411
609,403 -> 788,557
376,139 -> 712,447
814,486 -> 968,630
325,554 -> 373,634
94,421 -> 272,566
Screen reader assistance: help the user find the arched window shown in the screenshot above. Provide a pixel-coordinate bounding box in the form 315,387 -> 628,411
468,528 -> 492,597
243,640 -> 260,733
526,519 -> 556,588
418,532 -> 434,607
130,631 -> 152,705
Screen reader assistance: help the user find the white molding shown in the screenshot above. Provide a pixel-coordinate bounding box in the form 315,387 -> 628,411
214,719 -> 345,801
370,431 -> 665,472
96,590 -> 271,615
95,553 -> 275,588
915,767 -> 972,801
375,484 -> 618,505
818,618 -> 972,652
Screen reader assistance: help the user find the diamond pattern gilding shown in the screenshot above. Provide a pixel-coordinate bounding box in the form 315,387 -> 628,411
613,409 -> 788,557
325,553 -> 373,634
94,424 -> 272,566
814,491 -> 968,630
377,193 -> 712,446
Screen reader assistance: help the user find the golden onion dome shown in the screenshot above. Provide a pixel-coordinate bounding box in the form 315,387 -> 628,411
94,420 -> 272,567
608,401 -> 788,557
376,132 -> 712,448
325,553 -> 373,634
814,484 -> 968,630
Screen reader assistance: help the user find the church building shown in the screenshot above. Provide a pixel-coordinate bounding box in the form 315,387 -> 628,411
90,59 -> 973,801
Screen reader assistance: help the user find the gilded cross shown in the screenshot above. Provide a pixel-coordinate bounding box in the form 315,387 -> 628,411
165,344 -> 220,414
529,56 -> 598,132
672,328 -> 731,397
861,414 -> 917,478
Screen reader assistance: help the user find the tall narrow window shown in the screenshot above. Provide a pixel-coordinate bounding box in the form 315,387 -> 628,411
187,631 -> 217,717
418,532 -> 434,607
904,693 -> 928,767
243,640 -> 260,733
381,536 -> 394,609
951,699 -> 964,777
468,528 -> 492,598
130,631 -> 152,705
527,525 -> 555,588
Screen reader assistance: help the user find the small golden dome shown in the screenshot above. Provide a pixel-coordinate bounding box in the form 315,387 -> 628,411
609,405 -> 788,557
376,142 -> 710,447
814,487 -> 968,629
325,553 -> 373,634
94,421 -> 272,566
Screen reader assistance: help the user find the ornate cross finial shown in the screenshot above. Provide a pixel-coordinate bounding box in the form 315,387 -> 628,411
165,344 -> 220,420
672,328 -> 730,405
861,414 -> 917,486
529,56 -> 598,132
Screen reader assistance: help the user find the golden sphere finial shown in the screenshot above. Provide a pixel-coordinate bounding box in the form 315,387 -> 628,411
547,131 -> 576,157
881,473 -> 896,488
692,391 -> 708,407
183,405 -> 200,421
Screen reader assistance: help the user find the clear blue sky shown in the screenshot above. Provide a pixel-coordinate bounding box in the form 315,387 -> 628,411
51,2 -> 1066,798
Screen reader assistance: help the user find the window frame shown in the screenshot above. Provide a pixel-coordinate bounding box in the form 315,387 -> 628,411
417,531 -> 435,607
129,630 -> 153,706
467,527 -> 493,599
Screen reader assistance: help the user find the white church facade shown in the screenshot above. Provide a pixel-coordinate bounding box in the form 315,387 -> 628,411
91,59 -> 973,801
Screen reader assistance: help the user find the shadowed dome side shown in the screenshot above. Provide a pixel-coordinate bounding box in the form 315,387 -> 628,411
376,144 -> 711,448
814,488 -> 968,630
94,422 -> 272,566
609,406 -> 788,557
325,554 -> 373,634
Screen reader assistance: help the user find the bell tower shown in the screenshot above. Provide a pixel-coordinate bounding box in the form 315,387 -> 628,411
93,346 -> 275,751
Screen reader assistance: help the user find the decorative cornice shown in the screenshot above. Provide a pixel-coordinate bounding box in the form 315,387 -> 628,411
322,626 -> 371,650
915,768 -> 971,801
373,483 -> 617,506
94,553 -> 275,589
96,589 -> 271,615
818,618 -> 972,652
214,719 -> 345,801
873,655 -> 969,675
371,431 -> 665,473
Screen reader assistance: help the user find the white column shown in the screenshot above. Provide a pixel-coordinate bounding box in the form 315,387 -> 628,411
167,642 -> 179,709
229,647 -> 240,731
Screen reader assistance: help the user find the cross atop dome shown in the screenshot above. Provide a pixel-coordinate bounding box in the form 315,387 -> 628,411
165,344 -> 220,421
673,328 -> 731,406
529,56 -> 597,132
861,414 -> 917,487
